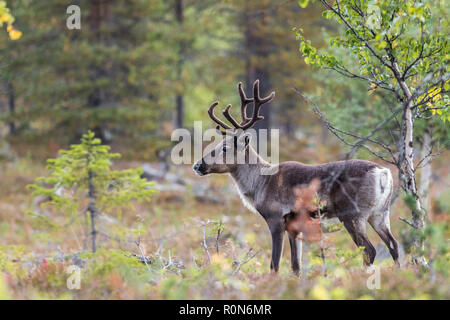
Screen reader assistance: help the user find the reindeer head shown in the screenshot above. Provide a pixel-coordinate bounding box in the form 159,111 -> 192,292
193,80 -> 275,176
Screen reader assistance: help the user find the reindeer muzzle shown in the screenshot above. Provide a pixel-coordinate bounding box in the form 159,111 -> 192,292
192,161 -> 207,176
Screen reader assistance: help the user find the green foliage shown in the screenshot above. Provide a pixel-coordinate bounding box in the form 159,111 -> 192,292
298,0 -> 449,122
403,193 -> 424,217
0,1 -> 170,140
27,131 -> 156,228
0,1 -> 21,40
0,0 -> 326,145
434,187 -> 450,214
298,0 -> 310,9
25,211 -> 60,232
211,220 -> 225,234
0,0 -> 448,301
80,249 -> 150,280
0,245 -> 27,278
297,1 -> 447,263
423,223 -> 449,277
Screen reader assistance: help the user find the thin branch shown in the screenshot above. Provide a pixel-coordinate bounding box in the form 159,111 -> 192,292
135,237 -> 152,273
325,65 -> 397,95
415,151 -> 441,171
402,23 -> 425,80
399,217 -> 417,229
320,0 -> 394,72
293,87 -> 398,165
232,248 -> 261,276
201,221 -> 211,264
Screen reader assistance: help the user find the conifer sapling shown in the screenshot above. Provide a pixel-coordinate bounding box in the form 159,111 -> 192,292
28,131 -> 157,252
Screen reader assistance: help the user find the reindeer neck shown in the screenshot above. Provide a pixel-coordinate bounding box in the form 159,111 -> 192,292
229,146 -> 272,199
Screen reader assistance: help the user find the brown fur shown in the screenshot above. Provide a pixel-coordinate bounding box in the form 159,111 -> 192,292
194,143 -> 399,274
194,80 -> 399,275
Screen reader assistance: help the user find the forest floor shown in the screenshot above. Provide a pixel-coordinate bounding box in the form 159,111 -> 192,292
0,139 -> 449,300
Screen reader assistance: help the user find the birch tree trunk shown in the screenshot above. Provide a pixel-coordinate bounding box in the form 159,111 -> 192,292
393,62 -> 427,266
419,127 -> 433,218
402,101 -> 427,266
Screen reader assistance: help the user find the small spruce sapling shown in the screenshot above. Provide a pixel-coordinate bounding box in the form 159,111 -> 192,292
28,131 -> 157,252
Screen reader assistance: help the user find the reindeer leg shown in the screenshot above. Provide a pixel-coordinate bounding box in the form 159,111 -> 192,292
267,218 -> 285,273
288,231 -> 302,276
369,211 -> 400,267
342,217 -> 376,266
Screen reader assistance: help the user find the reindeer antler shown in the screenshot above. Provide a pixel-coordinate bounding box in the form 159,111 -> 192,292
208,80 -> 275,135
241,80 -> 275,130
208,102 -> 232,130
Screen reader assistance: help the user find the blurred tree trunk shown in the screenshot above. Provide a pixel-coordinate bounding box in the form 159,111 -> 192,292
88,0 -> 108,140
419,127 -> 433,218
320,123 -> 329,144
175,0 -> 185,128
243,8 -> 271,136
89,0 -> 103,109
7,82 -> 15,135
285,114 -> 293,137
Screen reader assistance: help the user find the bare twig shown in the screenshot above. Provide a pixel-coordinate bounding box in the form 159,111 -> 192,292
135,237 -> 152,273
316,195 -> 327,277
216,230 -> 222,254
293,87 -> 399,165
399,217 -> 417,229
415,151 -> 441,171
232,248 -> 261,276
201,221 -> 211,264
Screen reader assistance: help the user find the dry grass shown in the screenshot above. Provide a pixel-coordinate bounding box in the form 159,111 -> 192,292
0,140 -> 449,300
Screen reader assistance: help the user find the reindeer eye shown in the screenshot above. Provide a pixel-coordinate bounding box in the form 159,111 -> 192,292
222,145 -> 229,152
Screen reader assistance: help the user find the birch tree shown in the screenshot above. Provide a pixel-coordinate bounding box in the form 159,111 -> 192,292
297,0 -> 448,265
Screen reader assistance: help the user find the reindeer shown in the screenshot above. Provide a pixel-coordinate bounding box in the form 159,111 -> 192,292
193,80 -> 399,275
